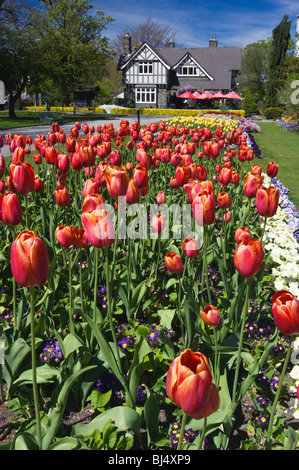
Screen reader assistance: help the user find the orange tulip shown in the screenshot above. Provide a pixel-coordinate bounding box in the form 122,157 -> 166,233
235,226 -> 252,244
125,178 -> 140,205
164,251 -> 184,273
234,239 -> 264,278
10,230 -> 49,287
243,173 -> 263,199
166,349 -> 220,420
54,186 -> 70,206
217,191 -> 231,210
192,190 -> 215,226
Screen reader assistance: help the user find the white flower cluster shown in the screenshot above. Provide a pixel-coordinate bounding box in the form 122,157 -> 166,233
262,175 -> 299,298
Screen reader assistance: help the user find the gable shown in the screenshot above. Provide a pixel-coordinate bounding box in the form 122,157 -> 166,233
173,53 -> 214,81
119,43 -> 171,70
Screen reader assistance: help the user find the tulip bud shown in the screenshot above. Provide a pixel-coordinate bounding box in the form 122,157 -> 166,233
9,162 -> 35,195
200,305 -> 221,327
156,190 -> 166,205
182,238 -> 200,258
267,162 -> 279,178
235,226 -> 252,244
271,290 -> 299,336
81,208 -> 115,248
1,192 -> 22,225
11,230 -> 49,287
256,186 -> 280,218
54,186 -> 70,206
56,225 -> 74,248
234,239 -> 264,278
166,349 -> 220,420
164,251 -> 184,273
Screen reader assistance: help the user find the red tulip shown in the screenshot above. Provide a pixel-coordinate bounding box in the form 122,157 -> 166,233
9,162 -> 35,195
72,226 -> 88,249
54,186 -> 70,206
271,290 -> 299,336
11,230 -> 49,287
182,238 -> 200,258
192,190 -> 215,226
125,178 -> 140,205
166,349 -> 220,420
223,210 -> 232,223
267,162 -> 279,178
256,186 -> 280,218
55,225 -> 74,248
82,193 -> 105,213
0,192 -> 22,225
34,177 -> 44,193
0,179 -> 5,193
133,165 -> 148,189
235,226 -> 252,244
11,147 -> 25,164
81,208 -> 115,248
243,173 -> 263,199
200,305 -> 221,327
33,153 -> 42,165
217,191 -> 231,210
218,167 -> 232,185
0,153 -> 6,178
234,239 -> 264,278
103,165 -> 129,199
57,153 -> 70,173
156,190 -> 166,205
151,213 -> 166,233
164,251 -> 184,273
82,178 -> 100,199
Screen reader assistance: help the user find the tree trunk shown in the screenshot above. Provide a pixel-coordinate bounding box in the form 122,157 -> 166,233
8,91 -> 17,119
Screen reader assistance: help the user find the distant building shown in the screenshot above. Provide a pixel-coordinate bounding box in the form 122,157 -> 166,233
117,35 -> 242,108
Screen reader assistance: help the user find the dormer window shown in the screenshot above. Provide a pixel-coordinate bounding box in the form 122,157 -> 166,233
139,61 -> 153,74
177,65 -> 199,76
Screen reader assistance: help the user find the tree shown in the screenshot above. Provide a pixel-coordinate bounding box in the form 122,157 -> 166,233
238,40 -> 271,104
111,16 -> 176,55
28,0 -> 114,106
265,15 -> 291,107
0,1 -> 39,118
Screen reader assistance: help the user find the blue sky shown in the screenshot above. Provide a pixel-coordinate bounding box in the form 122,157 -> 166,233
96,0 -> 298,49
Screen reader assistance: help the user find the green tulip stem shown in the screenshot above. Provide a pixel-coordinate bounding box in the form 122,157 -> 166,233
197,417 -> 207,450
213,326 -> 220,388
93,247 -> 103,323
202,226 -> 212,306
29,287 -> 42,449
104,248 -> 133,409
265,334 -> 295,450
177,411 -> 188,450
68,248 -> 74,334
232,277 -> 251,405
24,194 -> 29,229
260,216 -> 268,244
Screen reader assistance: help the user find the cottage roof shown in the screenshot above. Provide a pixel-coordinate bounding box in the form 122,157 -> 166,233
156,46 -> 242,90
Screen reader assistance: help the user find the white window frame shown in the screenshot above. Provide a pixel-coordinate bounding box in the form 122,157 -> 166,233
177,65 -> 200,76
135,86 -> 156,104
138,61 -> 153,74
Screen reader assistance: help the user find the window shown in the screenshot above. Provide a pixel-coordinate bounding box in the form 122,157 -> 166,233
138,61 -> 153,74
177,65 -> 199,76
135,87 -> 156,104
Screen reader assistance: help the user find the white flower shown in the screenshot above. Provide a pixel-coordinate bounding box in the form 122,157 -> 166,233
289,398 -> 299,420
290,365 -> 299,383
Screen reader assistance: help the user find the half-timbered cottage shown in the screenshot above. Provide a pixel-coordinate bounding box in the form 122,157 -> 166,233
117,35 -> 242,109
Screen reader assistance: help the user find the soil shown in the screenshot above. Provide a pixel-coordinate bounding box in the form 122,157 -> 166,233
1,379 -> 298,450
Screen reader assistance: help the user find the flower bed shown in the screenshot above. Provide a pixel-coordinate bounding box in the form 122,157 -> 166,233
0,115 -> 298,451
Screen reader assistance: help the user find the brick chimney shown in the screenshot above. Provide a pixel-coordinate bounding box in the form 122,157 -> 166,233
123,32 -> 131,55
209,36 -> 218,47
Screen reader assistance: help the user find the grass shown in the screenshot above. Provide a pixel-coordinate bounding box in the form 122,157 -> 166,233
253,122 -> 299,208
0,110 -> 122,131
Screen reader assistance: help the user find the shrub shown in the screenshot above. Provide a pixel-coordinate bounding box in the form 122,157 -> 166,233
264,107 -> 283,119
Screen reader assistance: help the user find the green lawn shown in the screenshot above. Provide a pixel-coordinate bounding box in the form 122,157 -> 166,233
0,110 -> 117,130
252,122 -> 299,208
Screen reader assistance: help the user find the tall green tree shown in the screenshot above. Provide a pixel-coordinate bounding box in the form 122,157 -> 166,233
238,40 -> 271,104
29,0 -> 114,106
0,1 -> 39,118
265,14 -> 291,107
